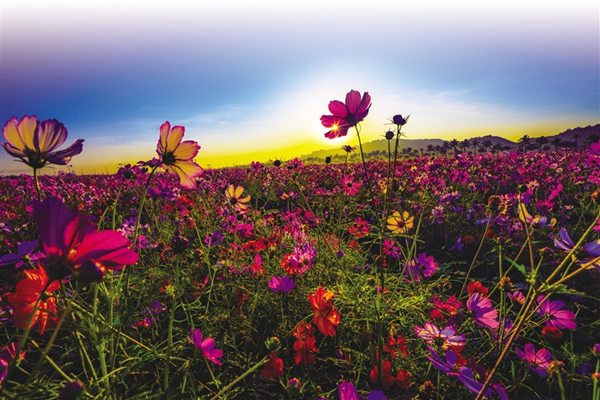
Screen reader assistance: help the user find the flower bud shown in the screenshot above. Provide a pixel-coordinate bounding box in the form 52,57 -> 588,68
392,114 -> 409,126
325,156 -> 332,164
385,130 -> 395,140
59,381 -> 85,400
265,337 -> 281,352
542,326 -> 564,347
591,189 -> 600,205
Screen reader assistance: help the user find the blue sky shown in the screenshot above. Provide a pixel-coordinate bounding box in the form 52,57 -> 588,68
1,0 -> 598,173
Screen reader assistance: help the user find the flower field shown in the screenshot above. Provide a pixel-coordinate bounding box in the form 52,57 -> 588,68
1,97 -> 600,399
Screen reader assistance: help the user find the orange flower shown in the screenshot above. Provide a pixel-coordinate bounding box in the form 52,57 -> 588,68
156,121 -> 203,189
7,266 -> 60,334
308,287 -> 340,337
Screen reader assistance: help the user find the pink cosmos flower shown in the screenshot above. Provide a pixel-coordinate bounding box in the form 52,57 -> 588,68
515,343 -> 552,377
536,296 -> 577,330
190,327 -> 223,365
1,116 -> 83,169
340,175 -> 361,196
268,275 -> 295,293
156,121 -> 203,189
414,321 -> 466,350
467,293 -> 499,329
34,197 -> 139,282
321,90 -> 371,139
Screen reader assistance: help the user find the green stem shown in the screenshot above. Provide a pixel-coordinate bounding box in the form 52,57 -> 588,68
164,257 -> 180,395
208,353 -> 270,400
33,167 -> 42,200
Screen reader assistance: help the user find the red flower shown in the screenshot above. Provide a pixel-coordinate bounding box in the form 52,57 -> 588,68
369,360 -> 396,389
384,334 -> 408,359
7,266 -> 60,334
396,369 -> 412,389
308,287 -> 340,337
293,336 -> 317,366
261,352 -> 284,381
467,281 -> 489,296
321,90 -> 371,139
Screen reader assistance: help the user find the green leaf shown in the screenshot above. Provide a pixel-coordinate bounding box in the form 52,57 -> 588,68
505,256 -> 528,278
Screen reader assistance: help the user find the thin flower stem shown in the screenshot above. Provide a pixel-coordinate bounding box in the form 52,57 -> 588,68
164,256 -> 180,395
474,289 -> 538,400
208,353 -> 270,400
553,352 -> 567,400
26,286 -> 79,383
33,167 -> 42,200
354,124 -> 375,202
29,340 -> 72,381
459,211 -> 493,299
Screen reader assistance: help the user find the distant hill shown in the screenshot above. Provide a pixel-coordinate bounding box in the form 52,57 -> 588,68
300,124 -> 599,160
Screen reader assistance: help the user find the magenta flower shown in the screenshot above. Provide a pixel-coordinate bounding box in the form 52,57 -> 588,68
403,253 -> 438,282
156,121 -> 204,189
414,321 -> 466,350
1,115 -> 84,169
321,90 -> 371,139
536,296 -> 576,330
590,140 -> 600,155
0,342 -> 23,386
34,197 -> 139,282
467,293 -> 499,329
190,327 -> 223,365
515,343 -> 552,377
268,275 -> 295,293
340,175 -> 361,196
338,380 -> 359,400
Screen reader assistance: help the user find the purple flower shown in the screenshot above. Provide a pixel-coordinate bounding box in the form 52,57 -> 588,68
268,276 -> 295,293
0,240 -> 45,269
426,346 -> 460,373
140,300 -> 167,316
414,321 -> 466,350
366,390 -> 388,400
515,343 -> 552,377
554,227 -> 600,269
467,293 -> 499,329
204,230 -> 224,247
536,296 -> 576,330
0,343 -> 22,386
190,327 -> 223,365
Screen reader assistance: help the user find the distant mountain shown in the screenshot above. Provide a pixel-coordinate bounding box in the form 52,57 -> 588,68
299,124 -> 599,160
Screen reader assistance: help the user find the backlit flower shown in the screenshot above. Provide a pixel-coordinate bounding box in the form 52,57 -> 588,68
34,197 -> 139,282
387,211 -> 414,234
321,90 -> 371,139
414,321 -> 466,350
190,327 -> 223,365
308,287 -> 340,336
369,360 -> 396,389
466,293 -> 499,329
7,266 -> 59,334
225,184 -> 251,213
156,121 -> 203,189
269,275 -> 295,293
1,115 -> 83,169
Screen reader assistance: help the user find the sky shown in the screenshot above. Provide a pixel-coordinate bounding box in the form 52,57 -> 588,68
1,0 -> 598,174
